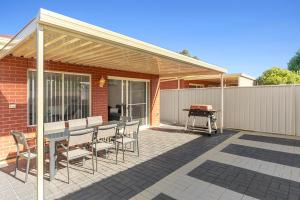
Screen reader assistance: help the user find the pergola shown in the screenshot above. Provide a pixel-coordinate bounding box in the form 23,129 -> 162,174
0,9 -> 227,199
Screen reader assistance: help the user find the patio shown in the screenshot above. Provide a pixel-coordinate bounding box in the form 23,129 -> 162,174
0,125 -> 231,200
1,125 -> 300,200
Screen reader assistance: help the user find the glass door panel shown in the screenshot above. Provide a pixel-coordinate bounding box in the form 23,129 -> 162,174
128,81 -> 148,125
108,79 -> 122,121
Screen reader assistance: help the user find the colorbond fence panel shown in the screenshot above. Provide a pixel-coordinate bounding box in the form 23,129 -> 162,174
296,86 -> 300,136
161,85 -> 300,136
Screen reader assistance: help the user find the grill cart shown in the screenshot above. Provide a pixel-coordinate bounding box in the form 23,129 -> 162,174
183,104 -> 218,135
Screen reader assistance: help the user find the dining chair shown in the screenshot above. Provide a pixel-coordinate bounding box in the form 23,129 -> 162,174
96,124 -> 118,169
59,118 -> 95,183
116,120 -> 140,163
11,131 -> 36,183
87,116 -> 118,169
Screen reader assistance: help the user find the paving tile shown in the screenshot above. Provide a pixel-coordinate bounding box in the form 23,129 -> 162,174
239,134 -> 300,147
222,144 -> 300,168
188,160 -> 300,200
152,193 -> 176,200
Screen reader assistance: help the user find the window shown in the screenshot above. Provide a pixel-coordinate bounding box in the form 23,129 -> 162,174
188,83 -> 204,88
28,71 -> 90,125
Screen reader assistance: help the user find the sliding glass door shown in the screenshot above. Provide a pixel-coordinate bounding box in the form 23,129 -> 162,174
108,78 -> 149,126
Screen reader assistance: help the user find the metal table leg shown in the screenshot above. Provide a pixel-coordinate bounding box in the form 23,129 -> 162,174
49,140 -> 56,181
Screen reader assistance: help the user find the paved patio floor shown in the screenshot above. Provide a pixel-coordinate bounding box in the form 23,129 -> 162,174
1,125 -> 300,200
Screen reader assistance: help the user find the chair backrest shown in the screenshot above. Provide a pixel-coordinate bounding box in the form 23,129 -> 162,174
123,120 -> 140,136
97,124 -> 117,139
68,118 -> 87,131
68,118 -> 94,146
87,116 -> 103,128
11,131 -> 29,150
44,121 -> 66,135
119,116 -> 132,122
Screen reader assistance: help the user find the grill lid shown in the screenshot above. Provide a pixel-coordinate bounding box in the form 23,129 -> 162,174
190,104 -> 213,111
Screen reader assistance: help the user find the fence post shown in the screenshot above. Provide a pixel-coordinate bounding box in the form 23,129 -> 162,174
177,88 -> 180,125
293,84 -> 296,136
177,80 -> 180,125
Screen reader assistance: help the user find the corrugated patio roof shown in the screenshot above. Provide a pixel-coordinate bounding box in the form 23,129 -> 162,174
182,73 -> 255,81
0,9 -> 227,77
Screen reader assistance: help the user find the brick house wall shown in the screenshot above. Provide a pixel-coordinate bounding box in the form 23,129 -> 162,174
160,80 -> 186,90
0,55 -> 160,161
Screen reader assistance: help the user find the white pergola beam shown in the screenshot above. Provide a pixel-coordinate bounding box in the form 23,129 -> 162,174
36,24 -> 44,200
220,73 -> 224,133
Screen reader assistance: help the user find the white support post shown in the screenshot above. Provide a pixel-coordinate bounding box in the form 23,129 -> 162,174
36,24 -> 44,200
177,78 -> 180,124
220,73 -> 224,133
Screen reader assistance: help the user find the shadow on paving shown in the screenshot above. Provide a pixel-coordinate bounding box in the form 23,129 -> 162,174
59,130 -> 236,200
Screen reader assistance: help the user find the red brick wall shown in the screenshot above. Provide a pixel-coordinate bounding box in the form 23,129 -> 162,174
160,80 -> 186,90
0,55 -> 160,161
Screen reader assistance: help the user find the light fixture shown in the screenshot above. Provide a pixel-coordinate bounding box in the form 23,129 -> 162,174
99,76 -> 106,88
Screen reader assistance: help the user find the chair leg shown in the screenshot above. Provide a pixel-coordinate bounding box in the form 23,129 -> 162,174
67,157 -> 70,184
136,140 -> 139,157
25,158 -> 30,183
107,148 -> 111,159
82,156 -> 86,166
95,149 -> 98,172
122,143 -> 125,162
92,152 -> 95,175
14,156 -> 19,176
116,143 -> 119,164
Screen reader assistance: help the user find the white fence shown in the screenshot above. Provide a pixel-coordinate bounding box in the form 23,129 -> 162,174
161,85 -> 300,136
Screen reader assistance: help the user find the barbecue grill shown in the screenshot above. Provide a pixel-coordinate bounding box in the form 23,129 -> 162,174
183,104 -> 218,135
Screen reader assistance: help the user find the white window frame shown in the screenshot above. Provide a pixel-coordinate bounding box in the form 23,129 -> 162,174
27,69 -> 92,126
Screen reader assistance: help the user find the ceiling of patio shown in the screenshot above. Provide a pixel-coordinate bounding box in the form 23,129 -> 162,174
1,9 -> 227,78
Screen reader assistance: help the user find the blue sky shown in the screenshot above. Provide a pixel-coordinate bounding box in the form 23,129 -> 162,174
1,0 -> 299,78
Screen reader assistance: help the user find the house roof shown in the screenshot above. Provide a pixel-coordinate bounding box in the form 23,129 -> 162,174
0,35 -> 13,49
0,35 -> 13,39
0,9 -> 227,77
229,73 -> 255,80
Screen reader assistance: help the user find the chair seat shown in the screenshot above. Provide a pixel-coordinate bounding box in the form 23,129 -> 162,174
21,152 -> 37,159
94,142 -> 114,150
116,137 -> 136,144
62,148 -> 90,160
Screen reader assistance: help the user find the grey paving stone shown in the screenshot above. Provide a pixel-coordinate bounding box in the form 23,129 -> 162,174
152,193 -> 176,200
222,144 -> 300,168
239,134 -> 300,147
188,160 -> 300,200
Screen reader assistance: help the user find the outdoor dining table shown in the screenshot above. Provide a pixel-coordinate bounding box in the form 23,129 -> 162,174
45,120 -> 124,181
44,127 -> 69,181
